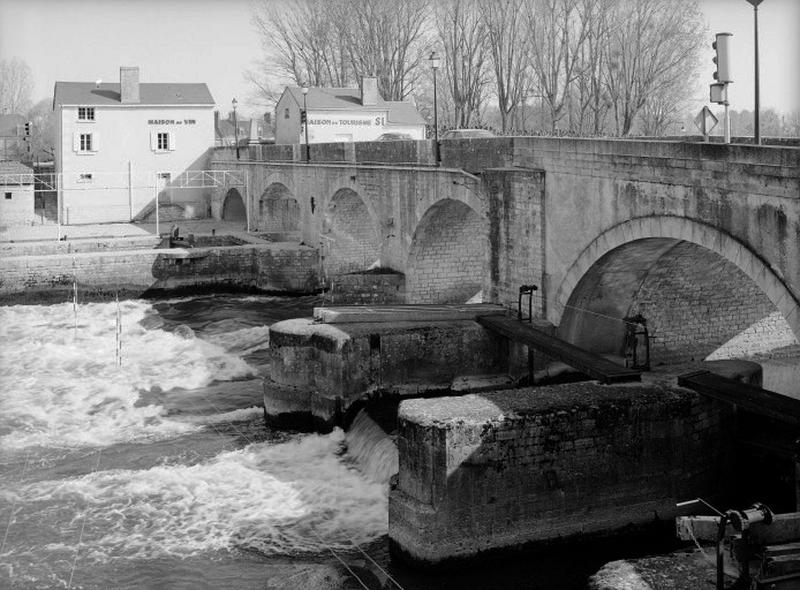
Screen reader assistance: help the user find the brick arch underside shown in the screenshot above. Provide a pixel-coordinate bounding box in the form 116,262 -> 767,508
325,188 -> 381,275
406,199 -> 486,304
222,188 -> 246,222
259,182 -> 300,234
558,237 -> 796,365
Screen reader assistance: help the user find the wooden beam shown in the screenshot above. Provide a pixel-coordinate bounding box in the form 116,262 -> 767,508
477,314 -> 641,384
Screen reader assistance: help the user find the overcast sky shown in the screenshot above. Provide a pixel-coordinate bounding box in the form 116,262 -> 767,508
1,0 -> 798,118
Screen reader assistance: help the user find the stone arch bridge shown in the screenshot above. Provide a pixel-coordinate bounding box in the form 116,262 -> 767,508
210,137 -> 799,365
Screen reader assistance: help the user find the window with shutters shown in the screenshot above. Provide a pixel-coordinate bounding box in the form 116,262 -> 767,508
79,133 -> 92,152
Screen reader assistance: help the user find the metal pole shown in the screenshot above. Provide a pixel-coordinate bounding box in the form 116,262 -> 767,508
724,101 -> 730,144
303,92 -> 310,162
245,174 -> 250,233
154,173 -> 160,237
433,67 -> 439,165
234,104 -> 240,160
753,2 -> 761,145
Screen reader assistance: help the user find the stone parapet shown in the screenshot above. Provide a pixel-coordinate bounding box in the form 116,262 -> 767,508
389,384 -> 734,567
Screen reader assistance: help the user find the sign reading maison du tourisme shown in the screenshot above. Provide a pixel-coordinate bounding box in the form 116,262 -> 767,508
308,115 -> 387,127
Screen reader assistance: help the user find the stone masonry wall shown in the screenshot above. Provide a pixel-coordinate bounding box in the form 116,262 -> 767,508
484,169 -> 546,313
389,384 -> 734,566
0,244 -> 320,301
406,200 -> 486,304
629,241 -> 778,364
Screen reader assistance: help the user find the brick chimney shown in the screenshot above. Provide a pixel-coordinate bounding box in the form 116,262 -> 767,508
120,67 -> 140,103
361,77 -> 378,106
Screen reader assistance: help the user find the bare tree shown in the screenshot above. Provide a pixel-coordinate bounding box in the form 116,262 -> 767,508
435,0 -> 489,128
0,57 -> 34,115
526,0 -> 593,133
479,0 -> 532,133
602,0 -> 705,136
340,0 -> 430,101
251,0 -> 351,88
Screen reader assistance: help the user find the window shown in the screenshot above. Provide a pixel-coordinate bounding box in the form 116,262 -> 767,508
284,108 -> 290,119
78,107 -> 95,121
157,132 -> 169,151
79,133 -> 92,152
4,192 -> 11,200
151,131 -> 174,152
158,172 -> 171,181
77,173 -> 93,183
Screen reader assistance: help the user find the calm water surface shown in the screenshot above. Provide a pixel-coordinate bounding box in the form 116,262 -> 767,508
0,294 -> 681,590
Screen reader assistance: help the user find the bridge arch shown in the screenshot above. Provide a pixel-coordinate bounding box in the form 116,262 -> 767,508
259,182 -> 300,238
221,188 -> 246,222
324,187 -> 382,275
553,215 -> 799,364
406,198 -> 487,304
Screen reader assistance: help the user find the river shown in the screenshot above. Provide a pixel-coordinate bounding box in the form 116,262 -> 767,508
5,293 -> 781,589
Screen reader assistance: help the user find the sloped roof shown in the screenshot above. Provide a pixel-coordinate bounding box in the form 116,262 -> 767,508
0,160 -> 34,183
53,82 -> 215,107
283,86 -> 425,126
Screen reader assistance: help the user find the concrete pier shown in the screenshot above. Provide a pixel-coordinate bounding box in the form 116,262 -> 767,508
264,305 -> 530,429
388,382 -> 734,568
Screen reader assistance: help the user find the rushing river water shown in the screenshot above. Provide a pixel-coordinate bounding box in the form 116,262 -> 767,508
0,294 -> 618,590
10,293 -> 788,589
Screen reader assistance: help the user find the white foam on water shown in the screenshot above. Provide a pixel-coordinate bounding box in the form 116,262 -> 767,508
203,325 -> 271,355
18,430 -> 387,560
0,301 -> 257,450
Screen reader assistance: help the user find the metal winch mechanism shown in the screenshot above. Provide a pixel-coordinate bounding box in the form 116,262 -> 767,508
677,498 -> 800,589
623,313 -> 650,370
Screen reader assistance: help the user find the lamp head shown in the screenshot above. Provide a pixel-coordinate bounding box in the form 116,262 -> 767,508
301,85 -> 309,96
428,52 -> 440,70
232,98 -> 238,110
746,0 -> 763,6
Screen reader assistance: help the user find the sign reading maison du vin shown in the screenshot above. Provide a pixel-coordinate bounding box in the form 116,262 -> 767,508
147,119 -> 197,125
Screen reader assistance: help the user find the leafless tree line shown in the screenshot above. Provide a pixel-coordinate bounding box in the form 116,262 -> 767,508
250,0 -> 708,136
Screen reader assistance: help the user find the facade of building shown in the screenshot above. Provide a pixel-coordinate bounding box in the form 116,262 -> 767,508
0,160 -> 35,226
274,78 -> 426,145
53,67 -> 215,224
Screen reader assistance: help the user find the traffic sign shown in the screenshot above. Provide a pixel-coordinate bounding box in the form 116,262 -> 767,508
694,106 -> 718,136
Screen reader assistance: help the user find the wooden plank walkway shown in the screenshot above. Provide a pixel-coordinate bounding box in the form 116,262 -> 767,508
477,314 -> 641,384
314,303 -> 507,324
677,370 -> 800,426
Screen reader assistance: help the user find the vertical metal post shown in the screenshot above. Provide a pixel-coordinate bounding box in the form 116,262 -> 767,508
432,66 -> 439,165
245,173 -> 250,233
154,173 -> 160,237
753,1 -> 761,144
724,101 -> 730,144
115,292 -> 122,366
128,160 -> 133,220
57,171 -> 62,241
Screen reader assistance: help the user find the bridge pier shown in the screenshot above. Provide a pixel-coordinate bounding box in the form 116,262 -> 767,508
389,384 -> 735,568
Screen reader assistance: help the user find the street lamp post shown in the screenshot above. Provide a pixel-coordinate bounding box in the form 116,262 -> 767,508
232,98 -> 239,160
747,0 -> 763,145
301,85 -> 310,162
428,52 -> 440,165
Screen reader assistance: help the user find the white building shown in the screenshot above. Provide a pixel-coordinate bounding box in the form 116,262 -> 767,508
274,77 -> 426,145
53,67 -> 215,224
0,160 -> 35,226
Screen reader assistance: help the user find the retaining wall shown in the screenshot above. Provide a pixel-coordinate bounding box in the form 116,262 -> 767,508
0,243 -> 320,302
389,384 -> 734,567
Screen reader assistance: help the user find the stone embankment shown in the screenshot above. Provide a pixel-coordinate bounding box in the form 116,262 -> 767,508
0,232 -> 320,303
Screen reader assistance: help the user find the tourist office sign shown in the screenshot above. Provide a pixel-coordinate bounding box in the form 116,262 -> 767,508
308,114 -> 387,128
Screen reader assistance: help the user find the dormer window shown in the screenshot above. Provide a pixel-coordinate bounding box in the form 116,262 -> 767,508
78,107 -> 95,121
